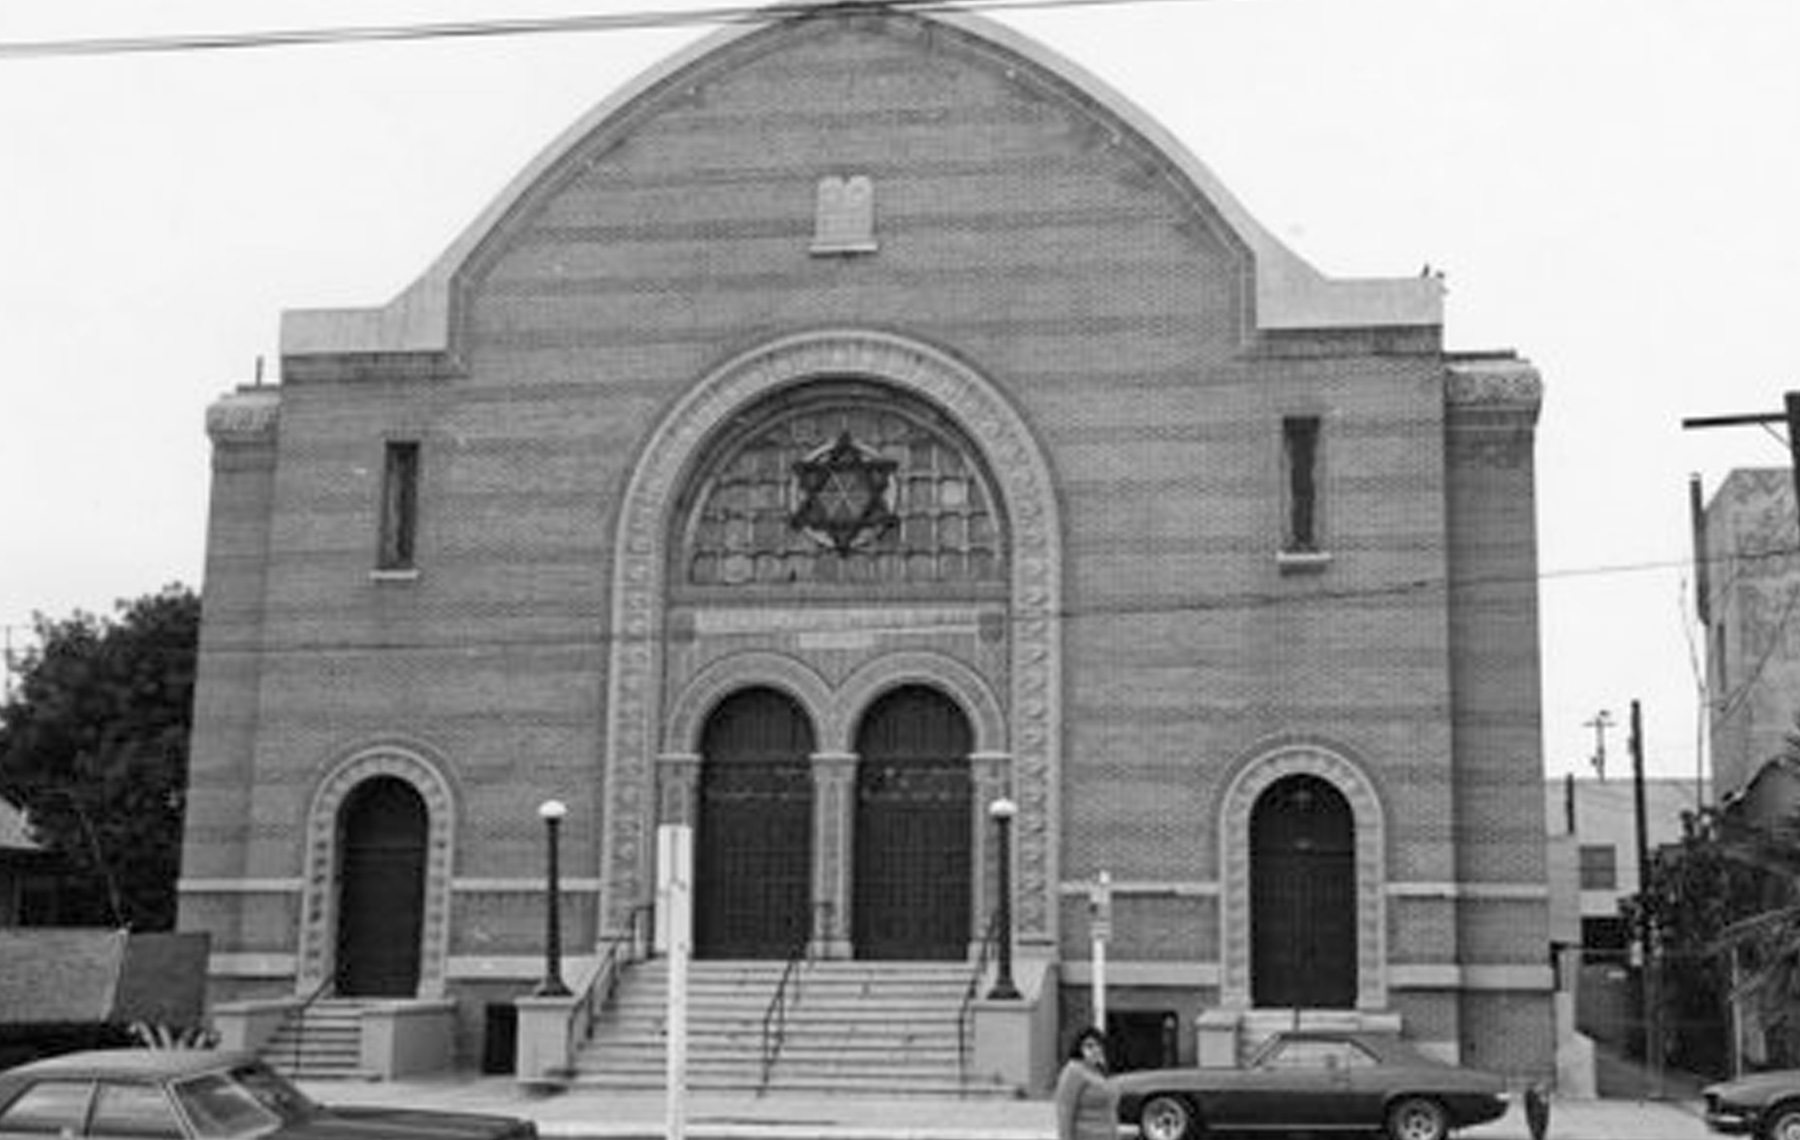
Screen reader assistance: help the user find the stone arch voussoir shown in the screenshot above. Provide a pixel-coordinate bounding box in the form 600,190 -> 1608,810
831,651 -> 1006,757
663,652 -> 834,756
298,740 -> 457,998
1217,737 -> 1387,1011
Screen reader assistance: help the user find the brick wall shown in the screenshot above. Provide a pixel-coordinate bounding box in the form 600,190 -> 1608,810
187,8 -> 1549,1068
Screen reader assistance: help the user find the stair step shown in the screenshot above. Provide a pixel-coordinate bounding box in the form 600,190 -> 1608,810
571,958 -> 1006,1096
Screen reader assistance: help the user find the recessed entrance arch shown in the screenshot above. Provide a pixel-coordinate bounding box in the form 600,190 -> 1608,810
694,687 -> 816,958
852,686 -> 973,960
1250,773 -> 1356,1008
601,331 -> 1064,953
334,776 -> 427,997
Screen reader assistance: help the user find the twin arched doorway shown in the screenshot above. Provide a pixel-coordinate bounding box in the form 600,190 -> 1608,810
691,684 -> 975,960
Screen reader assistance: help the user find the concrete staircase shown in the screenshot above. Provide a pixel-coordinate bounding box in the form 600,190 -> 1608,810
571,959 -> 1019,1097
261,999 -> 369,1080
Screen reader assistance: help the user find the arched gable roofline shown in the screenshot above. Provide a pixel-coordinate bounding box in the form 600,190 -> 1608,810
833,652 -> 1005,757
281,4 -> 1440,367
664,654 -> 832,756
296,738 -> 457,999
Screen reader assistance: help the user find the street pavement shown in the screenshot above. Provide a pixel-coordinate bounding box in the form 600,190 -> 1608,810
298,1074 -> 1718,1140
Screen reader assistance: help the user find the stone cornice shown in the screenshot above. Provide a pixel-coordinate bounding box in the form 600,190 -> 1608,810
205,388 -> 281,444
1444,354 -> 1544,419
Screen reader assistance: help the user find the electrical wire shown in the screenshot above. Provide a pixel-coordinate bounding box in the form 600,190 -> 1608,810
6,542 -> 1798,661
0,0 -> 1210,60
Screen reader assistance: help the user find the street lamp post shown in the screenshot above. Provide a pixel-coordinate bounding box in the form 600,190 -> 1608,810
536,799 -> 571,998
987,797 -> 1020,1001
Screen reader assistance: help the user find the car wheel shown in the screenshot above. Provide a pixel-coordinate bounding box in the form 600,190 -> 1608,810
1138,1094 -> 1197,1140
1386,1096 -> 1449,1140
1766,1103 -> 1800,1140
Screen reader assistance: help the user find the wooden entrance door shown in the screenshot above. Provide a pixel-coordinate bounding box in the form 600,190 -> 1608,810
694,688 -> 815,959
334,776 -> 426,997
1250,774 -> 1356,1008
853,686 -> 972,960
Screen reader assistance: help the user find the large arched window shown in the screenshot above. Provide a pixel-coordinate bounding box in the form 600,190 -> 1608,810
671,382 -> 1007,593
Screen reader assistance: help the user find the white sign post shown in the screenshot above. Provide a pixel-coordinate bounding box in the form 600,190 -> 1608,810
657,824 -> 693,1140
1089,870 -> 1112,1031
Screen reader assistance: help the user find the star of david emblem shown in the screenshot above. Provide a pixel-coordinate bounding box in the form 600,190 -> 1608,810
789,431 -> 898,555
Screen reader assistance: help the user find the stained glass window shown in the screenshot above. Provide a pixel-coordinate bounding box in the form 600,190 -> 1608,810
678,394 -> 1004,588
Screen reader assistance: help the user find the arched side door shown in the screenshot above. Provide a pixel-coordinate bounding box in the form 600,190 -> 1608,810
1250,773 -> 1356,1008
694,688 -> 816,959
334,776 -> 427,997
853,686 -> 973,960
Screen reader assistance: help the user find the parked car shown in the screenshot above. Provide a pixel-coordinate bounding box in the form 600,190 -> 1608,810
1113,1030 -> 1511,1140
0,1050 -> 537,1140
1703,1070 -> 1800,1139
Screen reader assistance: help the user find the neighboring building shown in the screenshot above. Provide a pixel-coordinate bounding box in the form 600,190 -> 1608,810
1542,775 -> 1706,1092
1700,468 -> 1800,800
1543,776 -> 1708,957
0,930 -> 210,1069
181,2 -> 1552,1081
0,798 -> 108,928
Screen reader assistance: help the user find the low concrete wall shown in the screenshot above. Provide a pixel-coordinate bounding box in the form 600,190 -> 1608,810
362,1000 -> 458,1078
514,958 -> 604,1085
972,959 -> 1058,1095
211,999 -> 298,1055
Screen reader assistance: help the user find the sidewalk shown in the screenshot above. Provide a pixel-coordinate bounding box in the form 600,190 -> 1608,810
299,1074 -> 1715,1140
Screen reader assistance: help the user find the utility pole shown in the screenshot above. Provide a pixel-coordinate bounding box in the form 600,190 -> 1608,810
1585,710 -> 1615,780
1682,392 -> 1800,531
1630,699 -> 1661,1098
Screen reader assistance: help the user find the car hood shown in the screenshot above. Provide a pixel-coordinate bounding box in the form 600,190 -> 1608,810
1706,1071 -> 1800,1103
280,1106 -> 535,1140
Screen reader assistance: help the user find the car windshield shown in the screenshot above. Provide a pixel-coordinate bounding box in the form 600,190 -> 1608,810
172,1064 -> 317,1138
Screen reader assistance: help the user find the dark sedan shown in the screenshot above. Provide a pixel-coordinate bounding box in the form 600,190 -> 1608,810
0,1050 -> 536,1140
1703,1069 -> 1800,1139
1113,1030 -> 1510,1140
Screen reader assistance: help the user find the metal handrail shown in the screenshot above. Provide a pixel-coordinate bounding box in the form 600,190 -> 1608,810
581,903 -> 656,1042
955,909 -> 1005,1088
757,922 -> 817,1094
287,974 -> 333,1077
597,903 -> 655,1000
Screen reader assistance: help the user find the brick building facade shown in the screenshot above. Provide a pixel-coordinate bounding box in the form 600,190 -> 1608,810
180,3 -> 1553,1076
1700,468 -> 1800,799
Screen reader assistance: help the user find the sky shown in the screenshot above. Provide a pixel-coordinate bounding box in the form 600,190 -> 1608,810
2,0 -> 1797,784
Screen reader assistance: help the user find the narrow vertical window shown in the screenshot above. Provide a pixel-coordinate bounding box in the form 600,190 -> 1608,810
1282,416 -> 1321,554
378,441 -> 420,570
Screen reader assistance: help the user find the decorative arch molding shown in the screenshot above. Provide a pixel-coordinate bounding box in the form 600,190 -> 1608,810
1218,739 -> 1387,1011
297,741 -> 457,998
600,329 -> 1063,947
663,653 -> 834,755
832,652 -> 1005,757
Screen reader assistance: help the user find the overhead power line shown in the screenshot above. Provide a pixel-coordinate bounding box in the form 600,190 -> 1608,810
0,0 -> 1205,61
10,541 -> 1796,661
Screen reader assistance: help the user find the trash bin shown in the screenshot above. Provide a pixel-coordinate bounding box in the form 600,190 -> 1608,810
482,1003 -> 517,1075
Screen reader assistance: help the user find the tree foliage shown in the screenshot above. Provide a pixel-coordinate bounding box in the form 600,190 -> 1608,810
0,586 -> 199,931
1632,797 -> 1800,1073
